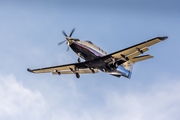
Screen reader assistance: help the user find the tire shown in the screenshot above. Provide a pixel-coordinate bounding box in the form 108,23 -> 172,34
76,73 -> 80,78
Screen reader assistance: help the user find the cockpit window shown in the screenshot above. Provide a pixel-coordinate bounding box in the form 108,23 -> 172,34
74,39 -> 80,41
86,41 -> 93,44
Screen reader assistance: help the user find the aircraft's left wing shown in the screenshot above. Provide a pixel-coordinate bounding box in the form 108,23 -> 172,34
27,61 -> 98,75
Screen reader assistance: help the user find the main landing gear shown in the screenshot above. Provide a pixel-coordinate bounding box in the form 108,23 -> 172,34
89,67 -> 95,74
78,57 -> 81,63
76,73 -> 80,78
111,58 -> 118,69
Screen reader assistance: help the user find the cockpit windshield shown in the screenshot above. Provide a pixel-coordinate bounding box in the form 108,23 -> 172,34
86,40 -> 93,44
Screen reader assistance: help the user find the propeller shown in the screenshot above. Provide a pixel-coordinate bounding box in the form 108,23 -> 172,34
62,31 -> 68,37
69,28 -> 75,37
58,28 -> 76,51
58,40 -> 66,45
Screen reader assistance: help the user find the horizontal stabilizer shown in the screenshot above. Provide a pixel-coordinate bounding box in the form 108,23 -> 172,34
132,54 -> 153,63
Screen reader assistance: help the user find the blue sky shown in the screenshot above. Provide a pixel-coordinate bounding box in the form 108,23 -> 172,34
0,0 -> 180,120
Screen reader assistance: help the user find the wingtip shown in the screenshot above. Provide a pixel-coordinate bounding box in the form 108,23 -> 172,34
158,36 -> 168,41
27,68 -> 34,73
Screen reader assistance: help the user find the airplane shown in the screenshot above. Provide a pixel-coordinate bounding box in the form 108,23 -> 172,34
27,29 -> 168,79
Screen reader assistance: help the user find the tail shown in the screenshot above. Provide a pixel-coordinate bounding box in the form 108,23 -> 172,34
122,54 -> 153,79
121,61 -> 134,79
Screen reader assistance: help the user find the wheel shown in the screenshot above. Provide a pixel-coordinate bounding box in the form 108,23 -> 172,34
113,62 -> 118,69
76,73 -> 80,78
78,58 -> 81,63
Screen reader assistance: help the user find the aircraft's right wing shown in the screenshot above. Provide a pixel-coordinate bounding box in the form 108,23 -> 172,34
99,36 -> 168,64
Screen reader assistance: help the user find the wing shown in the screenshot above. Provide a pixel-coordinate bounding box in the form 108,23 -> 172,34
27,61 -> 98,75
100,36 -> 168,64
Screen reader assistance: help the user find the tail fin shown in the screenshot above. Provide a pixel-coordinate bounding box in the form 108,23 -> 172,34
121,54 -> 153,78
121,61 -> 134,79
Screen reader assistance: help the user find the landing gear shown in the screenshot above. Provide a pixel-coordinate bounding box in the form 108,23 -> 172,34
111,58 -> 118,69
89,67 -> 95,74
91,69 -> 95,74
111,62 -> 118,69
114,62 -> 118,68
76,73 -> 80,78
78,57 -> 81,63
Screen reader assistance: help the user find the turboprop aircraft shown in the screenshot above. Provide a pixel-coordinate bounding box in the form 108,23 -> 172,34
27,29 -> 168,79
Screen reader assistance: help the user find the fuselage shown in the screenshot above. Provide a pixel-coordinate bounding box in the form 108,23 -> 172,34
68,39 -> 132,78
70,40 -> 107,61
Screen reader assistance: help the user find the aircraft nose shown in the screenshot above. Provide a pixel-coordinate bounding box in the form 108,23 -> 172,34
66,39 -> 74,45
66,37 -> 70,41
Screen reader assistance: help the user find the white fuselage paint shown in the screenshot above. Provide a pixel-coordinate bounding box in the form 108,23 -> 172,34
74,40 -> 107,58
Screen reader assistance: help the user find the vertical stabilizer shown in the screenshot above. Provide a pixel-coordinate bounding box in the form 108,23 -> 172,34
122,61 -> 134,78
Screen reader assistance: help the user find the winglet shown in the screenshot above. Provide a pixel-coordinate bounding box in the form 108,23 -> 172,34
158,36 -> 168,41
27,68 -> 34,73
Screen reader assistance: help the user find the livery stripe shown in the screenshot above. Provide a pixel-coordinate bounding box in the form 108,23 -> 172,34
74,42 -> 103,57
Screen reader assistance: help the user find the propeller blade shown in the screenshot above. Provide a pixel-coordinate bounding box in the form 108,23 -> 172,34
58,40 -> 66,45
69,28 -> 75,37
60,28 -> 75,52
66,46 -> 69,52
62,31 -> 68,37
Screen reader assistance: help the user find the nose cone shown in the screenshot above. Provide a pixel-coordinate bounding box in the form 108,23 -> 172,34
66,37 -> 70,41
66,37 -> 74,45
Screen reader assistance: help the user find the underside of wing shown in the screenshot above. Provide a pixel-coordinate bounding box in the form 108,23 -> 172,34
131,54 -> 153,63
27,61 -> 98,75
111,36 -> 167,60
27,64 -> 75,74
100,36 -> 168,65
52,68 -> 98,75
